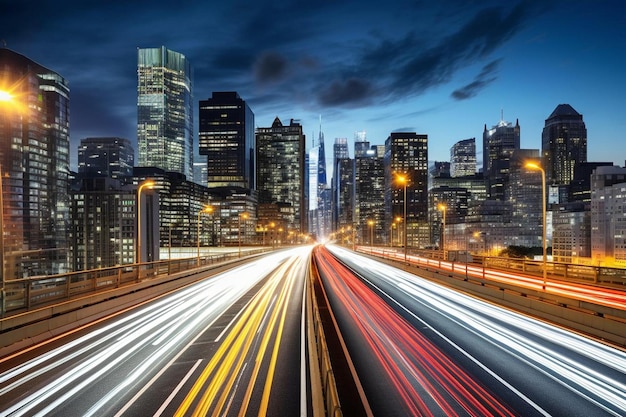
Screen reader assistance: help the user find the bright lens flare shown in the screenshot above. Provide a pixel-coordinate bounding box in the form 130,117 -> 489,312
0,90 -> 13,102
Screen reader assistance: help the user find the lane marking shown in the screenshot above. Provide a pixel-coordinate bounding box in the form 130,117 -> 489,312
153,359 -> 203,417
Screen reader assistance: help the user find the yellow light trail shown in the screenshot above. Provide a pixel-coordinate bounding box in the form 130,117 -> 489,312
175,254 -> 303,417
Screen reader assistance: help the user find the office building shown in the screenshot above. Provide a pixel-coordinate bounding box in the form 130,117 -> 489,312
450,138 -> 476,177
256,118 -> 306,234
591,165 -> 626,266
355,145 -> 386,245
542,104 -> 587,202
137,46 -> 193,178
69,177 -> 137,270
483,117 -> 520,200
384,132 -> 429,248
199,92 -> 255,189
78,137 -> 134,179
0,48 -> 70,277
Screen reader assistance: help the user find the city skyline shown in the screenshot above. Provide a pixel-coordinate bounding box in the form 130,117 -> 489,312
1,0 -> 624,172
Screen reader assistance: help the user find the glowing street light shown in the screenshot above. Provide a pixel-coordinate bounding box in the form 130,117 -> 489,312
197,205 -> 214,266
368,219 -> 374,252
526,161 -> 547,290
238,212 -> 249,258
396,174 -> 409,263
438,203 -> 447,261
137,179 -> 155,265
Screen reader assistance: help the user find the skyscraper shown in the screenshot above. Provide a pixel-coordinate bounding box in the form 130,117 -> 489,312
78,137 -> 134,179
384,132 -> 429,248
450,138 -> 476,177
0,48 -> 70,277
542,104 -> 587,191
355,145 -> 386,244
137,46 -> 193,178
256,118 -> 306,233
483,117 -> 520,200
199,92 -> 255,189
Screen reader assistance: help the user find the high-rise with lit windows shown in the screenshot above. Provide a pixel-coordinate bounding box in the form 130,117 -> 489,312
542,104 -> 587,202
256,117 -> 306,234
199,91 -> 254,189
0,48 -> 70,277
137,46 -> 193,178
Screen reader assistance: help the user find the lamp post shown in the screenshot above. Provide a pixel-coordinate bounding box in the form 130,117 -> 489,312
390,222 -> 395,247
526,162 -> 547,290
368,220 -> 374,253
238,212 -> 248,258
197,205 -> 213,266
1,90 -> 15,316
396,175 -> 409,263
438,203 -> 447,261
137,179 -> 155,265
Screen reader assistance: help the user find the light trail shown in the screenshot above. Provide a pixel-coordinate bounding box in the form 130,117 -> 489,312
174,247 -> 310,417
328,245 -> 626,416
0,250 -> 301,417
315,246 -> 518,416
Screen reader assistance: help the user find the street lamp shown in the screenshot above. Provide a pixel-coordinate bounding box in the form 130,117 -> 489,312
438,203 -> 447,261
197,205 -> 213,266
238,212 -> 249,258
396,174 -> 409,263
137,179 -> 155,265
526,161 -> 547,290
368,219 -> 374,252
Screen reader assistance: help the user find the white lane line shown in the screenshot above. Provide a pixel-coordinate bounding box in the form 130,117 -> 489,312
152,359 -> 203,417
300,262 -> 308,417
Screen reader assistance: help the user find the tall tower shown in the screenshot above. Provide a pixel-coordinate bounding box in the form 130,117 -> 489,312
450,138 -> 476,177
256,118 -> 306,233
542,104 -> 587,189
384,132 -> 429,248
483,116 -> 520,200
137,46 -> 193,178
0,48 -> 70,277
199,91 -> 255,189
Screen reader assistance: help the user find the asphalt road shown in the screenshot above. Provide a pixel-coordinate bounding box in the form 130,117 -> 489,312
0,247 -> 312,417
316,244 -> 626,417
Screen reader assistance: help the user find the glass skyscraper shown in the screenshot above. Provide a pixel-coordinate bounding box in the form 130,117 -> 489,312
0,48 -> 70,277
542,104 -> 587,189
137,46 -> 193,178
199,92 -> 254,189
256,118 -> 306,234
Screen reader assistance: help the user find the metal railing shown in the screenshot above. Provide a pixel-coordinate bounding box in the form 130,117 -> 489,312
2,249 -> 267,315
363,246 -> 626,287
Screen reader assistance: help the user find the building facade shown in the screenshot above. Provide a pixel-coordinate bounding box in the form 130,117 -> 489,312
483,118 -> 520,201
199,92 -> 255,189
137,46 -> 193,178
78,137 -> 134,179
450,138 -> 476,177
0,48 -> 70,277
384,132 -> 429,248
256,118 -> 306,234
355,145 -> 386,245
542,104 -> 587,202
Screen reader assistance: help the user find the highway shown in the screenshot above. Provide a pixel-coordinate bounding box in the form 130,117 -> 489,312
314,245 -> 626,416
0,247 -> 312,417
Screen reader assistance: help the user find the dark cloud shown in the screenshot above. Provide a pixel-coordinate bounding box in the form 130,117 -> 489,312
451,59 -> 500,100
318,78 -> 374,107
254,51 -> 289,84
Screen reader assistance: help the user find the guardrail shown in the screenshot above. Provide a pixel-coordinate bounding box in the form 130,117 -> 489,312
309,255 -> 343,417
2,249 -> 267,316
359,246 -> 626,287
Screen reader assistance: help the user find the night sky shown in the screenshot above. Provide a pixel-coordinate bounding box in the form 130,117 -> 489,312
2,0 -> 625,172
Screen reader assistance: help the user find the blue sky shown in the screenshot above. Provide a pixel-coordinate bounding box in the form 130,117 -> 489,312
1,0 -> 624,172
